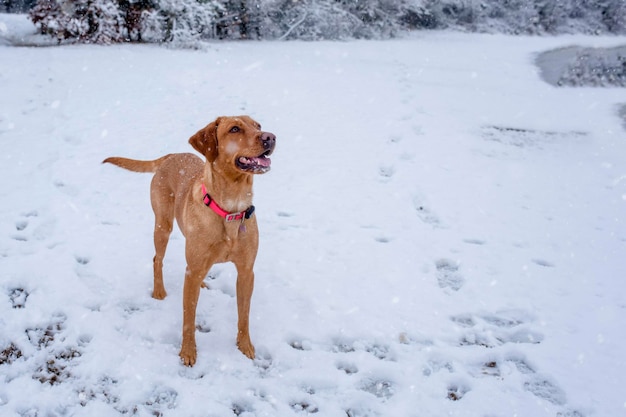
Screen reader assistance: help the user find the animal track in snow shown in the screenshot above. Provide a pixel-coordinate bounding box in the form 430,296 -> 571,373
0,343 -> 23,365
336,361 -> 359,375
451,310 -> 544,347
290,399 -> 319,414
253,349 -> 273,373
74,255 -> 90,265
231,400 -> 254,416
378,164 -> 395,180
360,378 -> 394,400
330,338 -> 395,361
195,321 -> 211,333
34,346 -> 82,386
15,220 -> 28,231
446,382 -> 470,401
532,258 -> 555,268
26,314 -> 67,349
76,376 -> 121,408
119,301 -> 150,319
524,376 -> 567,405
463,238 -> 486,245
435,259 -> 465,292
11,211 -> 56,243
481,125 -> 587,150
412,195 -> 442,228
11,212 -> 37,241
289,337 -> 312,351
422,359 -> 454,377
144,386 -> 179,414
508,355 -> 535,374
53,180 -> 79,196
8,287 -> 29,309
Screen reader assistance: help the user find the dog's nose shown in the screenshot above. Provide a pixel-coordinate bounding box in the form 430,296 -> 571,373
261,132 -> 276,152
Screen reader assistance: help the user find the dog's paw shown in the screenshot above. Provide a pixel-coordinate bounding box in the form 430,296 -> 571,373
237,336 -> 255,359
179,344 -> 197,367
152,287 -> 167,300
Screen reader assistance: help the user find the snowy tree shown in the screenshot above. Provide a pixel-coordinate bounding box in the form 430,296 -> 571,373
86,0 -> 126,43
140,0 -> 222,46
428,0 -> 626,35
24,0 -> 626,43
30,0 -> 125,43
249,0 -> 428,40
0,0 -> 37,12
601,0 -> 626,33
118,0 -> 156,41
214,0 -> 256,39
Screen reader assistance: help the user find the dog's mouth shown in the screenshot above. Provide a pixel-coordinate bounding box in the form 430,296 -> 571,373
236,150 -> 272,173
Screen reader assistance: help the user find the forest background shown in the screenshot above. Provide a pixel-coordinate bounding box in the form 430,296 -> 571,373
1,0 -> 625,46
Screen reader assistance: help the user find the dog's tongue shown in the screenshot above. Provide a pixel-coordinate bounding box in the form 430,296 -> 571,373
256,156 -> 271,167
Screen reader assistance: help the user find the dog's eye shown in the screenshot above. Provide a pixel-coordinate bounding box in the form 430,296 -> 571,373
230,126 -> 240,133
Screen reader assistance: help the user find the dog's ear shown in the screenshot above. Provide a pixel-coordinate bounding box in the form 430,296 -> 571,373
189,118 -> 221,162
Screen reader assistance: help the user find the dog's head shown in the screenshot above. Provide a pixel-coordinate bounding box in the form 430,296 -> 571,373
189,116 -> 276,175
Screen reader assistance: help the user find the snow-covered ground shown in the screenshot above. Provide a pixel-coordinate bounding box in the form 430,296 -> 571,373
1,13 -> 626,417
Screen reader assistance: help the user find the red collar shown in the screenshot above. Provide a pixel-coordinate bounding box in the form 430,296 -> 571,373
201,184 -> 255,222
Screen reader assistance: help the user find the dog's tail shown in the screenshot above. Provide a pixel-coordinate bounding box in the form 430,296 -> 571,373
102,155 -> 171,173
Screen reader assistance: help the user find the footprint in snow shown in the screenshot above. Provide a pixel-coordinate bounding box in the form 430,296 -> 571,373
75,255 -> 90,265
144,386 -> 178,414
231,400 -> 254,416
8,287 -> 29,309
330,338 -> 395,361
378,164 -> 395,181
253,348 -> 273,373
15,220 -> 28,231
360,378 -> 395,400
463,238 -> 486,245
290,400 -> 319,414
422,359 -> 454,377
0,343 -> 23,365
435,259 -> 465,292
532,258 -> 555,267
26,313 -> 67,348
412,195 -> 442,228
452,310 -> 545,349
11,211 -> 39,242
34,345 -> 82,386
54,180 -> 79,196
446,382 -> 471,401
524,376 -> 566,406
336,361 -> 358,375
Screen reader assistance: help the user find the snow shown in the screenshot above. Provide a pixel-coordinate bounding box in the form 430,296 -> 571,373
2,13 -> 626,417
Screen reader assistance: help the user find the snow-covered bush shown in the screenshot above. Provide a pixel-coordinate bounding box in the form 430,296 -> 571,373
249,0 -> 425,40
143,0 -> 222,46
256,0 -> 365,40
427,0 -> 626,35
30,0 -> 125,43
29,0 -> 221,45
558,52 -> 626,87
0,0 -> 37,12
118,0 -> 155,42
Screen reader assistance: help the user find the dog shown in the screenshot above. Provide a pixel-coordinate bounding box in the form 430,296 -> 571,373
103,115 -> 276,366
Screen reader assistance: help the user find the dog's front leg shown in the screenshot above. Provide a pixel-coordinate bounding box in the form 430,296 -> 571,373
179,264 -> 209,367
235,266 -> 255,359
